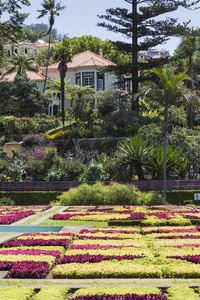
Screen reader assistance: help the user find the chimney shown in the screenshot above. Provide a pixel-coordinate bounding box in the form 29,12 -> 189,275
99,48 -> 103,57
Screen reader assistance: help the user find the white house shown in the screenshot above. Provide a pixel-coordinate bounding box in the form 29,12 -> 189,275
4,40 -> 49,57
41,49 -> 117,115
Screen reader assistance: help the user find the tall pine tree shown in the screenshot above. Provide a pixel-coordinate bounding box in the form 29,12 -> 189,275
97,0 -> 200,111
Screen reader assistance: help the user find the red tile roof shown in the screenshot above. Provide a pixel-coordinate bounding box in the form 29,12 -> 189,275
45,50 -> 116,70
0,71 -> 45,82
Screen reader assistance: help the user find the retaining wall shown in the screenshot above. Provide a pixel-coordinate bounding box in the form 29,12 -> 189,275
0,180 -> 200,191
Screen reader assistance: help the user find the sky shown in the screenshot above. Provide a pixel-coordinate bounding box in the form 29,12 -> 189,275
6,0 -> 200,55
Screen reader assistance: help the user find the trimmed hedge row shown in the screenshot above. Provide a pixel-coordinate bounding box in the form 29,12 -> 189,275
0,189 -> 199,206
166,190 -> 200,205
0,192 -> 62,205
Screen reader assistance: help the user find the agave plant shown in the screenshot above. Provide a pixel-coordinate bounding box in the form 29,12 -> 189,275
115,135 -> 154,180
149,145 -> 184,179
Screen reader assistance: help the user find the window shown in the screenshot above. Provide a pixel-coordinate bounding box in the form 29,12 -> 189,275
82,72 -> 94,87
25,48 -> 28,54
76,73 -> 81,85
97,72 -> 104,90
14,48 -> 18,54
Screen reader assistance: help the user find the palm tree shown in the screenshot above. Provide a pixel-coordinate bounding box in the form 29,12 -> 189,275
139,67 -> 192,200
53,45 -> 72,126
115,135 -> 154,180
37,0 -> 66,93
4,53 -> 37,76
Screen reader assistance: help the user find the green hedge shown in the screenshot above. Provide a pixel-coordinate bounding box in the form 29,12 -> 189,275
166,190 -> 200,205
0,191 -> 62,205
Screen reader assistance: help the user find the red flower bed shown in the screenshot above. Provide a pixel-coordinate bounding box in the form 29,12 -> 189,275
4,238 -> 70,249
58,254 -> 145,264
4,261 -> 49,279
70,294 -> 167,300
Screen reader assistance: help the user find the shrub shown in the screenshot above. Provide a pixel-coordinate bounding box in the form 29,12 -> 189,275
47,167 -> 70,181
0,197 -> 15,206
63,160 -> 85,180
104,160 -> 133,181
25,160 -> 45,180
22,133 -> 43,147
79,160 -> 109,182
58,182 -> 164,206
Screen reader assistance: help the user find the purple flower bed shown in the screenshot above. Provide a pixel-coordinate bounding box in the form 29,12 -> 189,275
0,261 -> 14,270
165,244 -> 200,248
167,255 -> 200,264
70,294 -> 167,300
4,239 -> 70,249
4,261 -> 49,279
58,254 -> 145,264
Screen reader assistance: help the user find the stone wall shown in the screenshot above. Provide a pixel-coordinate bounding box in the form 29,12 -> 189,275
0,180 -> 200,191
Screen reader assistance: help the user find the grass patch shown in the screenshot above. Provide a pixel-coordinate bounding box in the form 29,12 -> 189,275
40,219 -> 108,228
1,280 -> 200,287
20,207 -> 62,225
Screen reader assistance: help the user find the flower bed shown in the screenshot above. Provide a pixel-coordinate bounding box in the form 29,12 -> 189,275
5,261 -> 50,279
0,209 -> 35,224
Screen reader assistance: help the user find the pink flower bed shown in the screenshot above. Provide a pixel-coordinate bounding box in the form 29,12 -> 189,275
4,261 -> 49,279
0,210 -> 35,224
4,238 -> 70,249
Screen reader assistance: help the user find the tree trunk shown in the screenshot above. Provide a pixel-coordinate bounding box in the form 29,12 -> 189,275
134,163 -> 145,180
43,30 -> 51,94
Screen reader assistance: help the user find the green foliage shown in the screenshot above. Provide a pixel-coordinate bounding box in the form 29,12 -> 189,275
150,145 -> 184,179
63,160 -> 85,180
47,166 -> 70,181
167,285 -> 199,300
103,159 -> 133,181
0,197 -> 15,206
25,160 -> 45,180
0,287 -> 34,300
58,182 -> 164,206
97,89 -> 119,118
79,160 -> 110,182
165,190 -> 200,205
72,286 -> 160,297
0,75 -> 50,117
0,191 -> 62,205
103,111 -> 159,137
33,287 -> 69,300
115,135 -> 154,180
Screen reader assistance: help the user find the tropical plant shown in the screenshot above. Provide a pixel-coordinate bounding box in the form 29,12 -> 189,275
139,67 -> 192,198
115,135 -> 154,180
4,53 -> 37,76
79,160 -> 110,182
149,145 -> 184,179
37,0 -> 66,92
